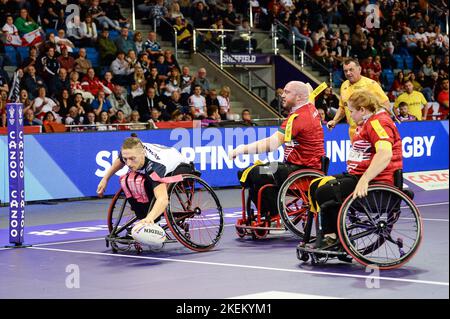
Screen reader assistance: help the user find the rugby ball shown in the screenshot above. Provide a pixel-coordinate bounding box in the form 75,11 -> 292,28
131,223 -> 166,245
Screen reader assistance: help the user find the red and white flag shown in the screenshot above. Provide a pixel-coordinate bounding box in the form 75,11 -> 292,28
22,29 -> 43,46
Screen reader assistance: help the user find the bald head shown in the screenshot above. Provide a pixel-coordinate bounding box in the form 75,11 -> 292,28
282,81 -> 313,109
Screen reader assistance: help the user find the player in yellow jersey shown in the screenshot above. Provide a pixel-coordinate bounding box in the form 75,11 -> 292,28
327,58 -> 391,140
393,79 -> 430,120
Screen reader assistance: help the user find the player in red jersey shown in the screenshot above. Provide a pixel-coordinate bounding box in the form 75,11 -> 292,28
229,80 -> 325,220
308,90 -> 403,248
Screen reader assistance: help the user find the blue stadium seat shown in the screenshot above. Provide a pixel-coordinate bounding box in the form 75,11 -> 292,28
71,47 -> 80,56
87,50 -> 100,67
16,46 -> 29,63
393,54 -> 404,69
4,46 -> 17,66
404,55 -> 414,70
382,69 -> 395,90
109,30 -> 119,40
45,28 -> 57,36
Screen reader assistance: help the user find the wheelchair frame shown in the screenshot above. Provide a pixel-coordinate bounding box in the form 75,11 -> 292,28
235,157 -> 329,239
296,177 -> 423,269
105,173 -> 224,253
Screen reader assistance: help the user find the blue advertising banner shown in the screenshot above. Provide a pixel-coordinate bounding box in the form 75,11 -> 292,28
0,121 -> 448,202
6,103 -> 25,244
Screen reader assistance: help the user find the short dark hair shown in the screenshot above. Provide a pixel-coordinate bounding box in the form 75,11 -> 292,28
343,58 -> 360,67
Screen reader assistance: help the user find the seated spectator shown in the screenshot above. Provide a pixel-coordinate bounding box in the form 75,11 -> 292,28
222,2 -> 239,29
192,67 -> 210,95
192,1 -> 210,28
69,71 -> 92,102
150,107 -> 163,123
108,85 -> 132,118
91,90 -> 113,117
114,27 -> 136,54
421,56 -> 434,78
143,31 -> 162,60
66,15 -> 86,47
74,48 -> 93,77
21,46 -> 39,73
88,0 -> 121,31
102,71 -> 116,96
23,108 -> 43,126
53,68 -> 71,98
103,0 -> 130,29
173,17 -> 193,50
135,87 -> 163,121
83,111 -> 98,131
80,14 -> 98,47
313,37 -> 330,65
42,111 -> 60,131
406,72 -> 423,92
14,8 -> 41,36
163,67 -> 180,99
232,19 -> 258,53
33,86 -> 57,120
71,92 -> 91,117
96,110 -> 115,131
112,109 -> 129,130
165,90 -> 186,116
19,89 -> 33,115
134,31 -> 145,55
81,68 -> 111,97
201,105 -> 221,127
188,84 -> 207,119
217,85 -> 237,120
98,28 -> 118,66
130,80 -> 144,99
54,29 -> 75,54
55,88 -> 71,119
291,18 -> 313,51
147,0 -> 169,30
437,78 -> 449,120
110,51 -> 133,86
206,88 -> 219,108
154,54 -> 170,81
129,110 -> 147,130
126,49 -> 139,69
57,46 -> 76,73
146,67 -> 163,95
318,108 -> 328,125
20,65 -> 46,99
397,102 -> 417,122
171,109 -> 184,121
315,86 -> 338,119
389,70 -> 405,101
168,2 -> 184,22
241,109 -> 256,126
0,90 -> 6,127
163,49 -> 180,71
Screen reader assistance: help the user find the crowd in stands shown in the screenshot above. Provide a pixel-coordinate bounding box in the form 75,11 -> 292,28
0,0 -> 448,132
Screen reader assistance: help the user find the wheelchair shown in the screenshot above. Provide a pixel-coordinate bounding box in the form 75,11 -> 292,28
295,170 -> 423,269
105,164 -> 224,253
235,157 -> 329,239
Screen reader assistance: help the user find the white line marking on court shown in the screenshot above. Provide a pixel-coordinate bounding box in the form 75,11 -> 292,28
228,291 -> 341,299
26,246 -> 449,287
415,202 -> 449,208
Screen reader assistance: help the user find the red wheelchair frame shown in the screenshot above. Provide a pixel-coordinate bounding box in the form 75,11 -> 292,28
235,157 -> 329,239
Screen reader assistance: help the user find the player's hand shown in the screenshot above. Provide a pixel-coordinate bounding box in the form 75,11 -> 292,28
137,217 -> 154,226
96,179 -> 107,197
326,120 -> 337,130
353,176 -> 369,199
228,149 -> 237,160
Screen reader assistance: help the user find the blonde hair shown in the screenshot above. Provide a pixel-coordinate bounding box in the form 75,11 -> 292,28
347,90 -> 383,113
122,136 -> 143,150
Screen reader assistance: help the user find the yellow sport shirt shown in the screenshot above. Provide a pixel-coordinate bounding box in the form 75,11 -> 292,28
339,76 -> 389,139
394,91 -> 427,121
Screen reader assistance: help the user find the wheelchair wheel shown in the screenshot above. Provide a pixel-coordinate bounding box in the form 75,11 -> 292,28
278,169 -> 324,238
107,189 -> 138,253
337,185 -> 423,270
165,174 -> 224,252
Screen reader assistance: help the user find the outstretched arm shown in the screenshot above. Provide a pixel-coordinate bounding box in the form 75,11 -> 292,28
96,158 -> 125,197
229,131 -> 285,159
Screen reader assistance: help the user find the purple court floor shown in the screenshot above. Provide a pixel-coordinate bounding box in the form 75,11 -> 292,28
0,186 -> 448,299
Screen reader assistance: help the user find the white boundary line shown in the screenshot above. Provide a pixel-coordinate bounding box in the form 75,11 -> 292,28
26,245 -> 449,287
